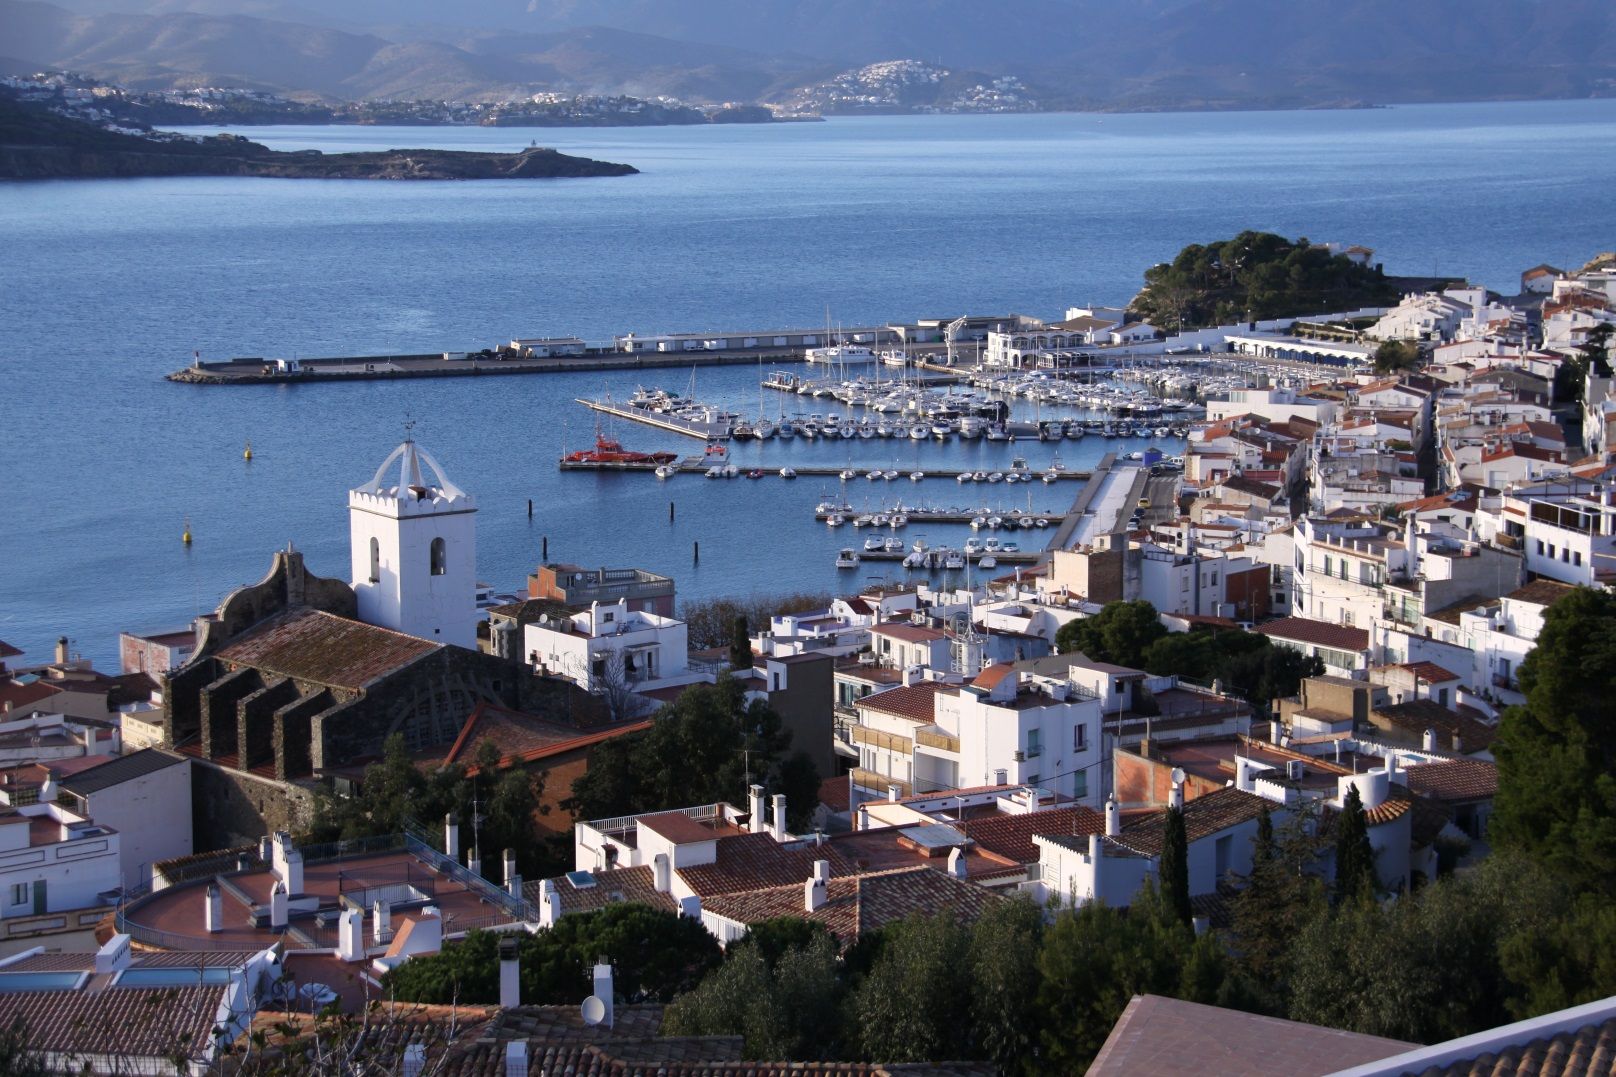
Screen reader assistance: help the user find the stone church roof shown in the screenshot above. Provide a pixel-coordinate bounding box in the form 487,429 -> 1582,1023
215,608 -> 439,690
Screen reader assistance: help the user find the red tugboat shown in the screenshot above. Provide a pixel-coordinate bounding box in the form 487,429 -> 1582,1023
562,432 -> 678,466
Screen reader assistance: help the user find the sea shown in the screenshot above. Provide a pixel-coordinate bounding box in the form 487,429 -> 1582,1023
4,100 -> 1616,669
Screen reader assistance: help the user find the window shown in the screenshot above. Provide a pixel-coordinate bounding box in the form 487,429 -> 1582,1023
368,537 -> 380,583
1215,834 -> 1232,878
1027,773 -> 1040,787
1536,540 -> 1545,555
1073,770 -> 1087,799
602,611 -> 614,624
1074,725 -> 1087,751
9,883 -> 27,907
1575,551 -> 1584,567
1026,729 -> 1042,759
429,537 -> 447,576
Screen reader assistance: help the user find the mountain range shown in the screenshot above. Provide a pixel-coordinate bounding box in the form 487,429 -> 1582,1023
6,0 -> 1616,109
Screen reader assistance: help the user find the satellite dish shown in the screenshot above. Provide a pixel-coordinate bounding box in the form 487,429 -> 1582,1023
581,996 -> 606,1026
1170,767 -> 1186,785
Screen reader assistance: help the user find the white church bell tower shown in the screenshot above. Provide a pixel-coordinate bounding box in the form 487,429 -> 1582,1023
349,436 -> 478,648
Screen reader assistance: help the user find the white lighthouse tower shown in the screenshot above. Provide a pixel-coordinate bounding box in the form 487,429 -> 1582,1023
349,436 -> 478,648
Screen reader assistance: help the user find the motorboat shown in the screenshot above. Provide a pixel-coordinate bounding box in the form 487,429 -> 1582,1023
883,470 -> 899,480
885,536 -> 906,553
987,472 -> 1004,483
826,514 -> 845,527
835,548 -> 860,569
986,516 -> 1003,530
1035,517 -> 1049,528
983,537 -> 1002,551
655,464 -> 677,480
978,556 -> 997,570
1002,542 -> 1020,553
841,468 -> 859,480
910,471 -> 925,482
912,537 -> 930,553
891,514 -> 909,527
854,514 -> 873,527
747,468 -> 765,479
705,466 -> 724,479
957,473 -> 974,484
909,424 -> 929,439
970,516 -> 986,530
779,467 -> 797,479
964,538 -> 984,554
865,537 -> 885,552
868,470 -> 883,481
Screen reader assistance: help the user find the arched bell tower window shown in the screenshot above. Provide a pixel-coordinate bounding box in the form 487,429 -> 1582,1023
368,538 -> 381,583
430,537 -> 447,576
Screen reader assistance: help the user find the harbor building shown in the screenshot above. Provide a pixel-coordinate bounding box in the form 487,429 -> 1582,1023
349,438 -> 479,649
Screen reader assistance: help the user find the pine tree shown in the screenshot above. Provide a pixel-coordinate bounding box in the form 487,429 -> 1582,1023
1334,785 -> 1377,903
1159,805 -> 1193,925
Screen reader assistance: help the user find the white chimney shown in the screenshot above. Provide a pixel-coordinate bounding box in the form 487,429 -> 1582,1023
93,933 -> 131,975
804,859 -> 830,911
678,895 -> 701,919
1169,780 -> 1184,812
504,849 -> 521,897
1088,832 -> 1101,859
771,794 -> 788,840
337,908 -> 364,962
204,884 -> 223,933
1270,721 -> 1283,745
652,853 -> 671,893
505,1042 -> 529,1077
82,726 -> 96,756
947,847 -> 967,879
468,851 -> 482,878
888,784 -> 901,802
1105,798 -> 1120,837
538,879 -> 561,929
499,935 -> 520,1009
281,848 -> 303,897
592,962 -> 615,1028
402,1044 -> 425,1077
1422,727 -> 1437,752
444,812 -> 460,860
748,784 -> 766,833
902,666 -> 919,687
269,882 -> 288,930
372,900 -> 391,944
258,835 -> 274,864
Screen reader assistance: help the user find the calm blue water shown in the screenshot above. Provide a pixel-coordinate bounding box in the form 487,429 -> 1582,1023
4,102 -> 1616,667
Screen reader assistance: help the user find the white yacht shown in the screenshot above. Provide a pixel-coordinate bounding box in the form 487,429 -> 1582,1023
835,548 -> 860,568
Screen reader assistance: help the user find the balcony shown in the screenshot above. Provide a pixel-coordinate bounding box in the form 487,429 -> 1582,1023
851,767 -> 911,799
915,730 -> 961,754
852,726 -> 913,754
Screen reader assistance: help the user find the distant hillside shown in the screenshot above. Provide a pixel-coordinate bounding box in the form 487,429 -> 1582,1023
11,0 -> 1616,108
0,89 -> 637,177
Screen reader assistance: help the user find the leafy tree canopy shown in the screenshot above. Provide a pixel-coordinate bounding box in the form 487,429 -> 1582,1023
1056,599 -> 1166,668
1130,231 -> 1397,332
1490,586 -> 1616,896
565,676 -> 820,831
382,905 -> 721,1006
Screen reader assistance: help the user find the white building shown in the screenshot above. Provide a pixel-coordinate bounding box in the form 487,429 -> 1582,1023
847,659 -> 1103,805
349,439 -> 479,648
1206,387 -> 1340,426
524,598 -> 696,695
1031,786 -> 1270,910
56,749 -> 190,889
0,802 -> 120,920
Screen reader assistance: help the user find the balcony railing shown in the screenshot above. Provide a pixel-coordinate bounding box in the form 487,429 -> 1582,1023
851,768 -> 911,798
852,726 -> 913,754
915,730 -> 960,753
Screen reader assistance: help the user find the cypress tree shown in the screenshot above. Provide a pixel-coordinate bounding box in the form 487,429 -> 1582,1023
729,614 -> 752,671
1334,785 -> 1378,902
1159,805 -> 1193,925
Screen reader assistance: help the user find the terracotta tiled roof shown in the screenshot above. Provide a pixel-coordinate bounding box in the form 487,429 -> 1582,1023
1398,661 -> 1460,683
0,679 -> 60,712
971,663 -> 1015,690
443,704 -> 652,773
1401,759 -> 1500,803
856,681 -> 952,724
703,865 -> 1001,942
1087,994 -> 1413,1076
523,865 -> 678,916
1412,1015 -> 1616,1077
1506,578 -> 1579,608
1109,788 -> 1270,857
1372,700 -> 1498,751
870,623 -> 948,644
0,986 -> 227,1062
215,608 -> 439,690
974,806 -> 1105,866
1256,617 -> 1369,653
676,832 -> 858,899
